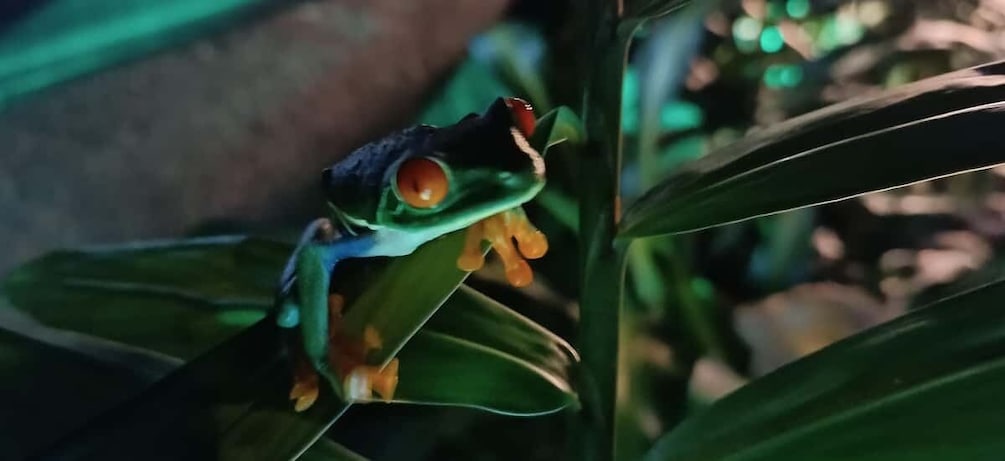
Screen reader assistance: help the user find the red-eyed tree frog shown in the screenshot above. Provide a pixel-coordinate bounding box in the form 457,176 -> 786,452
276,98 -> 557,412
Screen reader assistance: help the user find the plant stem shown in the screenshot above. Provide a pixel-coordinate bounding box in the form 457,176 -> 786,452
574,1 -> 639,459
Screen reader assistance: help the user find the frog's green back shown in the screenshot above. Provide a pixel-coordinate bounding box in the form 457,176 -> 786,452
0,0 -> 276,106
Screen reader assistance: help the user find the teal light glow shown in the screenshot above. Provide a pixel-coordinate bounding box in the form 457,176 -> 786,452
621,67 -> 640,134
764,64 -> 804,88
818,14 -> 865,51
786,0 -> 811,19
660,101 -> 704,131
759,26 -> 785,53
732,16 -> 762,53
660,134 -> 705,171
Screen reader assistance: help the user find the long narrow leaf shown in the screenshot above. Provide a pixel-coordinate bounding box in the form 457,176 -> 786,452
387,285 -> 579,415
2,235 -> 286,358
620,60 -> 1005,238
3,232 -> 579,457
646,279 -> 1005,461
0,326 -> 156,459
299,439 -> 370,461
36,317 -> 348,460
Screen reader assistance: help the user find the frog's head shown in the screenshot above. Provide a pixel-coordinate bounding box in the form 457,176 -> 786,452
323,98 -> 545,237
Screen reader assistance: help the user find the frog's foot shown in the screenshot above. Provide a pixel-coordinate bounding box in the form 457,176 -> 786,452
326,292 -> 399,402
289,344 -> 320,412
503,207 -> 549,259
340,326 -> 399,401
457,220 -> 487,272
343,358 -> 400,402
456,207 -> 549,287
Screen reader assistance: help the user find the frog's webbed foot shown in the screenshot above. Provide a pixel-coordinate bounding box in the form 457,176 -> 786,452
457,207 -> 548,287
289,336 -> 320,412
327,293 -> 400,403
343,357 -> 400,403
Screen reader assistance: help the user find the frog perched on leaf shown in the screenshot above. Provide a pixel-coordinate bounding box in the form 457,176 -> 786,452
276,98 -> 579,411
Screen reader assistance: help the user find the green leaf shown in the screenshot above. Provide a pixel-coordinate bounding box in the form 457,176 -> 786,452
394,331 -> 574,416
2,238 -> 345,459
34,317 -> 348,460
340,232 -> 470,367
2,235 -> 286,359
3,232 -> 579,456
530,106 -> 585,153
392,285 -> 579,415
427,286 -> 578,383
300,438 -> 370,461
646,279 -> 1005,461
0,325 -> 157,459
619,60 -> 1005,238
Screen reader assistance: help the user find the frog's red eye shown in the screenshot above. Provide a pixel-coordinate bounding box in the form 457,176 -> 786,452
396,157 -> 449,208
504,97 -> 536,137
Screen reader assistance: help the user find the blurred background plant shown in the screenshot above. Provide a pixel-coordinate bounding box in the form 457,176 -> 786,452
5,0 -> 1005,460
463,0 -> 1005,457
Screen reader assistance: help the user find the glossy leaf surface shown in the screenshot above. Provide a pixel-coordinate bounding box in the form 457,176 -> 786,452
299,438 -> 370,461
0,325 -> 156,459
646,280 -> 1005,461
2,236 -> 287,359
620,61 -> 1005,238
2,234 -> 578,458
394,285 -> 579,415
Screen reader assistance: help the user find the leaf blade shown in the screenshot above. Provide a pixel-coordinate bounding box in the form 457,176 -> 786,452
3,234 -> 579,457
646,279 -> 1005,461
378,285 -> 579,416
620,61 -> 1005,238
2,235 -> 285,358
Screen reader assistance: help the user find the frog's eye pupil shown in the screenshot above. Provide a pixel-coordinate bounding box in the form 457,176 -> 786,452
504,97 -> 536,137
396,157 -> 449,208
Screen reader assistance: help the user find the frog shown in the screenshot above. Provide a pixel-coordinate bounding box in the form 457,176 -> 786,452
275,97 -> 559,412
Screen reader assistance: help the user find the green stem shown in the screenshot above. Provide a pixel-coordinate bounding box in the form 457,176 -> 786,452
574,2 -> 640,459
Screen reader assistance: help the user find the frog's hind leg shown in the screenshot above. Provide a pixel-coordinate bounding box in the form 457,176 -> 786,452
283,218 -> 339,412
287,292 -> 352,412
